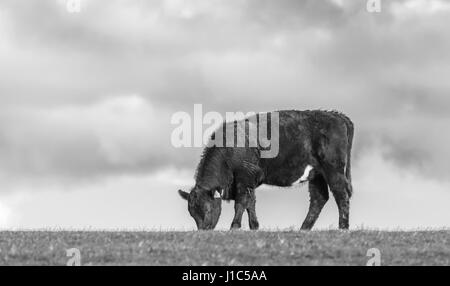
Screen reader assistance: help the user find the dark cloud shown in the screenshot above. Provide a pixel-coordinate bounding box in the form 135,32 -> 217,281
242,0 -> 351,30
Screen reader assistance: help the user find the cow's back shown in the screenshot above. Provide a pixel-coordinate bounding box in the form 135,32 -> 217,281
259,110 -> 349,186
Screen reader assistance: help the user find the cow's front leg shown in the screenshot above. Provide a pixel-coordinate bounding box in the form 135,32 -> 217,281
231,186 -> 259,230
246,188 -> 259,230
230,183 -> 251,230
231,200 -> 245,230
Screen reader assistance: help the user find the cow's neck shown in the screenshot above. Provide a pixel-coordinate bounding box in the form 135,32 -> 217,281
195,147 -> 230,190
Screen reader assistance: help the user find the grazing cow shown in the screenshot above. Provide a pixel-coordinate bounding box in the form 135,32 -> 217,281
178,110 -> 354,230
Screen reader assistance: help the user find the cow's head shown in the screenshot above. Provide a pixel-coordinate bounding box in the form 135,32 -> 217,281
178,187 -> 222,230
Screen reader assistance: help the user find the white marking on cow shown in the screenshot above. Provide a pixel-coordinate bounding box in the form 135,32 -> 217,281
214,190 -> 222,199
294,165 -> 314,184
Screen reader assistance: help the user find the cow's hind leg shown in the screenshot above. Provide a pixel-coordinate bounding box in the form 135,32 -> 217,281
301,174 -> 329,230
326,171 -> 351,229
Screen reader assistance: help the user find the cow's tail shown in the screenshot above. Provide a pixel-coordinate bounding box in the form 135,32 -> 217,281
331,111 -> 354,198
342,114 -> 354,198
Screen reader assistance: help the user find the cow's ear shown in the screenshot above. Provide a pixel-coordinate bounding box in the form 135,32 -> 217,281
178,190 -> 189,200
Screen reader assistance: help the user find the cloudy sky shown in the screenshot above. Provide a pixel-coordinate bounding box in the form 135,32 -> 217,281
0,0 -> 449,230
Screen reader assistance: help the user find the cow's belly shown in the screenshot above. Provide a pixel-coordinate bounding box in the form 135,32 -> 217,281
263,161 -> 314,187
259,122 -> 316,187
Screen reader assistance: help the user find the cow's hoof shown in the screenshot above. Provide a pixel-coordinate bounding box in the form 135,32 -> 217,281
230,223 -> 241,230
249,221 -> 259,230
339,221 -> 350,230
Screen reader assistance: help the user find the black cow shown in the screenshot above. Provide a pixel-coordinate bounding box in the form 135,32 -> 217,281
178,110 -> 354,230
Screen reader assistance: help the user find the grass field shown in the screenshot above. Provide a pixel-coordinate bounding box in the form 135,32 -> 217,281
0,230 -> 449,266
